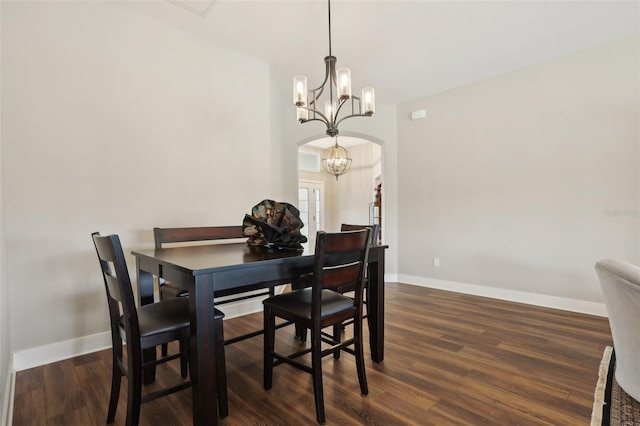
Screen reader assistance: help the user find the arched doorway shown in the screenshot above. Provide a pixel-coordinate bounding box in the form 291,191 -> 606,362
297,135 -> 383,242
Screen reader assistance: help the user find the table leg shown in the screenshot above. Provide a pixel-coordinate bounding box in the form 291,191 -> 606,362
291,276 -> 307,341
189,274 -> 218,426
136,261 -> 157,384
136,257 -> 155,306
367,251 -> 385,362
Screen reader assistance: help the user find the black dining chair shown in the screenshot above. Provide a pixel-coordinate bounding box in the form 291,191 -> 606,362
297,224 -> 379,348
91,232 -> 228,425
263,229 -> 371,424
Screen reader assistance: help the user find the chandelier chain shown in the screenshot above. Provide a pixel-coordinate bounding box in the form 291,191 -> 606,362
328,0 -> 332,57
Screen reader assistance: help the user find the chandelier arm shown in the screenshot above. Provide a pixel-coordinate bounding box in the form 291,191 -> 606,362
308,90 -> 320,111
308,57 -> 334,97
301,117 -> 330,126
333,97 -> 349,119
334,112 -> 373,127
297,106 -> 331,126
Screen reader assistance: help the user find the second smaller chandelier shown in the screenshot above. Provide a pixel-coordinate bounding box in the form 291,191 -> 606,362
321,138 -> 352,180
293,0 -> 375,137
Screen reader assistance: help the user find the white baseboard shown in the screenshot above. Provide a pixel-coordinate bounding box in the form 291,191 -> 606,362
10,286 -> 286,373
397,274 -> 607,317
1,354 -> 14,426
12,331 -> 112,373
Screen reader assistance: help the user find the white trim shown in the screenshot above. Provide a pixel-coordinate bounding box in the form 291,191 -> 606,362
12,331 -> 112,373
1,354 -> 14,426
217,296 -> 265,319
10,285 -> 288,372
397,274 -> 607,317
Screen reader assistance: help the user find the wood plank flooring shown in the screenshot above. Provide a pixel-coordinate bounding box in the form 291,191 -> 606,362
12,283 -> 612,425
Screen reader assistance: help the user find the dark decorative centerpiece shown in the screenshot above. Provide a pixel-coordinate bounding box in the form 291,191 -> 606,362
242,200 -> 307,250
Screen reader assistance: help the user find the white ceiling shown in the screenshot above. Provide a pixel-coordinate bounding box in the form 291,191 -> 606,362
122,0 -> 639,108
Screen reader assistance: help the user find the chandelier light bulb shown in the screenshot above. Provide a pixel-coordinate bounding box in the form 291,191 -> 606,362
325,100 -> 336,121
336,68 -> 352,99
362,87 -> 375,115
293,76 -> 307,106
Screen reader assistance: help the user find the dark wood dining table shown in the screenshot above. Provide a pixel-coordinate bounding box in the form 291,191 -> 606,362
132,241 -> 387,426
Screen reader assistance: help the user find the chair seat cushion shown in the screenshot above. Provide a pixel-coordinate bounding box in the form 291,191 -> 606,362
121,298 -> 224,339
263,288 -> 354,320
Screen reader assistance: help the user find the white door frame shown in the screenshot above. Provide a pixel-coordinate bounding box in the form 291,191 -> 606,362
298,180 -> 325,239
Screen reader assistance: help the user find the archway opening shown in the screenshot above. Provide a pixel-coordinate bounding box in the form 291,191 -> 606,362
297,135 -> 383,243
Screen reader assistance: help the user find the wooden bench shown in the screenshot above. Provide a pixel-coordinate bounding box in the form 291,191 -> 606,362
154,226 -> 288,345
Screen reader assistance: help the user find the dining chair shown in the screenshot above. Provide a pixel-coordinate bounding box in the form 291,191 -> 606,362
297,224 -> 379,348
330,224 -> 380,356
91,232 -> 228,425
263,229 -> 371,424
154,225 -> 285,346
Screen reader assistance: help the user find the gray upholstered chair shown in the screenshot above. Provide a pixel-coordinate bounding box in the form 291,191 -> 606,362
594,258 -> 640,401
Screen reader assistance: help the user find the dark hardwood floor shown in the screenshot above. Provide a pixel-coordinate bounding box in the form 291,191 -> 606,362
13,283 -> 612,425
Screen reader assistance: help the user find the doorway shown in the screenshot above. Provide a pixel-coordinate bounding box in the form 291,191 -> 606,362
298,180 -> 324,239
298,136 -> 382,240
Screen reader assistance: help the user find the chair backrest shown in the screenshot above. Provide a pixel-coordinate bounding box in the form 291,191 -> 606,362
92,232 -> 140,342
594,258 -> 640,401
154,226 -> 245,249
340,224 -> 380,246
311,229 -> 370,317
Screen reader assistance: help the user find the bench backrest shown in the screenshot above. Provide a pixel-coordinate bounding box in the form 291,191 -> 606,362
153,226 -> 245,249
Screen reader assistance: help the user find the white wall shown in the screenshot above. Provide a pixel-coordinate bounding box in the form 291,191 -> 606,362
1,1 -> 281,355
0,0 -> 7,409
398,36 -> 639,305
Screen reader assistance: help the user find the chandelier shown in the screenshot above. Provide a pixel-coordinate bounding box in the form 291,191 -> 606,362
293,0 -> 375,138
322,137 -> 352,180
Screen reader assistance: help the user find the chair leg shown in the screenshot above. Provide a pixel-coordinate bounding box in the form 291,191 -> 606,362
263,306 -> 275,390
142,347 -> 156,385
291,278 -> 307,342
353,315 -> 369,396
178,339 -> 188,378
161,343 -> 168,357
215,319 -> 229,418
311,326 -> 326,425
126,352 -> 143,426
107,357 -> 122,423
332,324 -> 342,360
363,283 -> 370,319
299,326 -> 308,343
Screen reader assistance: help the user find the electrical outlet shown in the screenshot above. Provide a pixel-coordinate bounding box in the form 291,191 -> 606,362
433,258 -> 440,268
